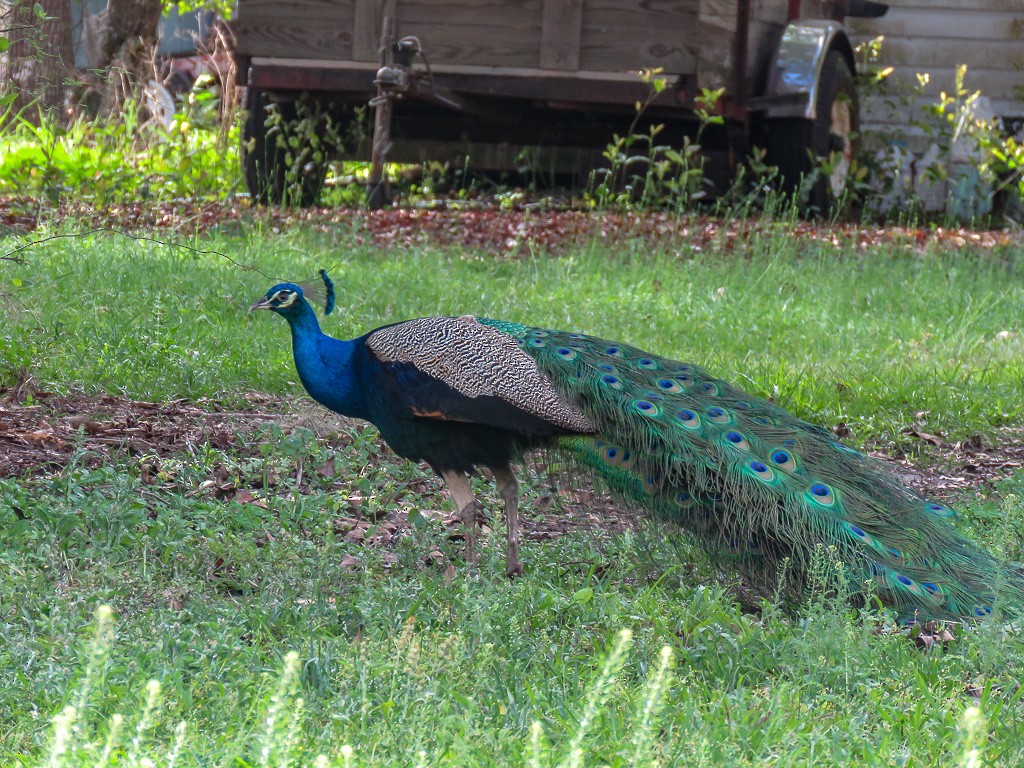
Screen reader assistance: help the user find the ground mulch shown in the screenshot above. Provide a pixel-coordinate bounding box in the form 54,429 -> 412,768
0,386 -> 638,551
1,196 -> 1019,261
3,386 -> 1024,555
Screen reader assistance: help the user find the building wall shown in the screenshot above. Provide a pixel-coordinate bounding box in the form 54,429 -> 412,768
849,1 -> 1024,137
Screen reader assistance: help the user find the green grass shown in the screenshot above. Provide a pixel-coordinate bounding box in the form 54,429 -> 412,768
3,221 -> 1024,766
4,222 -> 1024,447
2,449 -> 1024,766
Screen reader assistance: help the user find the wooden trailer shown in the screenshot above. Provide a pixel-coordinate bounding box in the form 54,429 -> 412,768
232,0 -> 887,208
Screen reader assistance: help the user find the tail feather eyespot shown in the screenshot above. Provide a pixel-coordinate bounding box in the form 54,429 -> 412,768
706,407 -> 731,424
676,409 -> 700,429
807,483 -> 836,507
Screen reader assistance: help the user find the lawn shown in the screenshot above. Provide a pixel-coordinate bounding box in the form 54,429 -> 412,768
2,217 -> 1024,766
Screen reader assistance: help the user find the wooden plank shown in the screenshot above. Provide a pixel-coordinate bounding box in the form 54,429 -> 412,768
233,0 -> 353,58
540,0 -> 583,70
250,56 -> 680,81
235,11 -> 355,59
399,0 -> 541,28
235,25 -> 354,59
696,0 -> 739,90
373,19 -> 543,67
750,0 -> 787,25
248,61 -> 681,108
238,0 -> 349,18
699,0 -> 739,31
353,0 -> 394,61
579,28 -> 695,74
584,0 -> 701,28
580,0 -> 699,73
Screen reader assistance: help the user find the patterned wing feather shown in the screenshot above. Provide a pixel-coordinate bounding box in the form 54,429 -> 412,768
367,316 -> 593,433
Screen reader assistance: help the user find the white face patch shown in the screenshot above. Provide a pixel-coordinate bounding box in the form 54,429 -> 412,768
273,289 -> 298,308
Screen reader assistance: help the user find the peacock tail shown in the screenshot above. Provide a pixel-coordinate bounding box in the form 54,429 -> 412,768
479,318 -> 1024,623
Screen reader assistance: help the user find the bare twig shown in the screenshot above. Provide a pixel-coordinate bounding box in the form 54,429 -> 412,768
0,227 -> 278,280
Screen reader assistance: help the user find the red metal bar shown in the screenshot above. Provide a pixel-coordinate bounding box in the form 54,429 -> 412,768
787,0 -> 801,20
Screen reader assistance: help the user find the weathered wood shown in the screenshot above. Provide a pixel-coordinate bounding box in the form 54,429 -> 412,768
236,0 -> 704,74
581,0 -> 700,73
234,0 -> 354,58
235,20 -> 354,60
696,0 -> 740,90
540,0 -> 583,70
399,0 -> 541,28
250,57 -> 676,80
250,62 -> 682,107
353,0 -> 395,61
749,0 -> 787,25
374,20 -> 543,67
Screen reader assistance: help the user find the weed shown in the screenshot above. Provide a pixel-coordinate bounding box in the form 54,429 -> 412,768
589,69 -> 725,211
0,77 -> 242,207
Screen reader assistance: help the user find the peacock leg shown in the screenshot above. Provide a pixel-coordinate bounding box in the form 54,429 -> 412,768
439,468 -> 484,567
493,466 -> 523,578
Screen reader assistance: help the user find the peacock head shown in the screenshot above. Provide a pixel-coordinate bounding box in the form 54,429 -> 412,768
251,271 -> 335,319
249,283 -> 308,318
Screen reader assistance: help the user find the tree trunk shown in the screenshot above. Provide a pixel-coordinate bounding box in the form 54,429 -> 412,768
0,0 -> 75,124
86,0 -> 163,117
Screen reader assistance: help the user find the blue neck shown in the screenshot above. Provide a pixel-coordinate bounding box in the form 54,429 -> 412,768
283,300 -> 369,420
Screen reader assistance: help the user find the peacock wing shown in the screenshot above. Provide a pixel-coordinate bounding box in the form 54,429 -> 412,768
366,316 -> 594,435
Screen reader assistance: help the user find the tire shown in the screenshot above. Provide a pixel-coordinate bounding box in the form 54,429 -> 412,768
241,88 -> 327,207
764,50 -> 859,215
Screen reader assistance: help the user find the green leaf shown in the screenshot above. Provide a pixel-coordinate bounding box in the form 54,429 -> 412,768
571,587 -> 594,605
0,37 -> 9,53
33,3 -> 46,18
0,92 -> 15,106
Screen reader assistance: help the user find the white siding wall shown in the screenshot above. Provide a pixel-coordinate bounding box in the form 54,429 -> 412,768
850,1 -> 1024,137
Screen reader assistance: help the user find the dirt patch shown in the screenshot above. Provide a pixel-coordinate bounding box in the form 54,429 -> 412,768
0,388 -> 282,478
2,387 -> 1023,555
1,196 -> 1019,259
0,387 -> 635,548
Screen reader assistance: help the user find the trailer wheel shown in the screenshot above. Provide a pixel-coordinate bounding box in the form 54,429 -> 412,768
764,51 -> 859,215
241,89 -> 327,207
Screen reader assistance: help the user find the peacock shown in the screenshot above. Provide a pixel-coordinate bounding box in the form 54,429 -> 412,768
251,273 -> 1024,622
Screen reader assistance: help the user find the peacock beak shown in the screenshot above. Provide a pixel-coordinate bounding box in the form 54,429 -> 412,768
249,297 -> 274,312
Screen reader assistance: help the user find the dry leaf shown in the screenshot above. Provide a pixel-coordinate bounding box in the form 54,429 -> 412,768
443,563 -> 457,585
340,554 -> 361,569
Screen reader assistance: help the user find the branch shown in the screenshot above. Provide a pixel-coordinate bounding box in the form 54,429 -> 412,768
0,228 -> 278,280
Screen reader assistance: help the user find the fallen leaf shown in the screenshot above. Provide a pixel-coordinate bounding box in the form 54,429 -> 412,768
903,429 -> 944,447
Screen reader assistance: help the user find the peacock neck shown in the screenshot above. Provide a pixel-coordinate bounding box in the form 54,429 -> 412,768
284,301 -> 369,420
